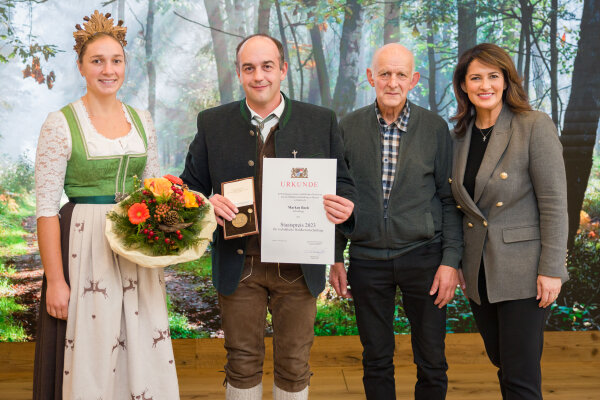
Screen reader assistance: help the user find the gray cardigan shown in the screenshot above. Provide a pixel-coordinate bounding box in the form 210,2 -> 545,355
451,105 -> 569,304
336,102 -> 463,268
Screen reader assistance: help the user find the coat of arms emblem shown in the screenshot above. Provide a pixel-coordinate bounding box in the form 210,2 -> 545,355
291,168 -> 308,178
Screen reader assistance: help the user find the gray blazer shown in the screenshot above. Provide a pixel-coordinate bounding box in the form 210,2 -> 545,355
451,105 -> 569,304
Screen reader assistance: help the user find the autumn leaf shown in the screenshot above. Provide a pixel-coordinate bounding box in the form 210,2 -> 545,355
412,26 -> 420,38
22,64 -> 31,78
47,71 -> 56,90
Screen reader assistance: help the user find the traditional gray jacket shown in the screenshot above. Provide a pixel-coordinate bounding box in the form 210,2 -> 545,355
181,94 -> 357,297
451,105 -> 569,304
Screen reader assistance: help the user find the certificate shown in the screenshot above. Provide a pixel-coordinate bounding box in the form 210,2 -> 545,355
261,158 -> 337,264
222,177 -> 258,239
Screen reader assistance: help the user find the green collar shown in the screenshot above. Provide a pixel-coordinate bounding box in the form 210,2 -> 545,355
239,92 -> 292,128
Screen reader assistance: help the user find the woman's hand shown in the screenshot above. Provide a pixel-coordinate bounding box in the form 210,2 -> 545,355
458,268 -> 467,292
536,275 -> 562,308
37,215 -> 69,319
46,279 -> 70,320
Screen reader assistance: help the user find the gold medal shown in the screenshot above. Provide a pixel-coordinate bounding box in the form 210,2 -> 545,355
232,212 -> 248,228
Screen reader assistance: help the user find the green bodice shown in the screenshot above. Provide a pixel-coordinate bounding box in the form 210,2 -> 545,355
61,103 -> 148,202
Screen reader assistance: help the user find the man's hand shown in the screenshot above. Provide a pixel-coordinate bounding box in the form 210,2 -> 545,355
209,194 -> 238,226
429,265 -> 458,308
46,279 -> 70,320
537,275 -> 562,308
323,194 -> 354,224
458,268 -> 466,292
329,262 -> 352,298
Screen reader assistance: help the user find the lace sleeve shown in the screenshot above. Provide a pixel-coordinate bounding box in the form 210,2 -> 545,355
35,111 -> 71,219
140,110 -> 161,179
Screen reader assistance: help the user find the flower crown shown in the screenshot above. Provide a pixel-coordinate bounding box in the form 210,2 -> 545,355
73,10 -> 127,56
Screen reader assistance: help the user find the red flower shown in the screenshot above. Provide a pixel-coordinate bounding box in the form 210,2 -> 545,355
128,202 -> 150,225
164,174 -> 183,186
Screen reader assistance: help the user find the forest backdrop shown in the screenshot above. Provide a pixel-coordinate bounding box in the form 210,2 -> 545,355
1,0 -> 599,341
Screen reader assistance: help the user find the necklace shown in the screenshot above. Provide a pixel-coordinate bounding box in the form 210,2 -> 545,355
476,125 -> 494,142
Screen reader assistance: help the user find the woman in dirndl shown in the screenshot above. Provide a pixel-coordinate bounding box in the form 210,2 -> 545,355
33,10 -> 179,400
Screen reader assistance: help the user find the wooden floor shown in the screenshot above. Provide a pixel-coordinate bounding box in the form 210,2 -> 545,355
1,331 -> 598,399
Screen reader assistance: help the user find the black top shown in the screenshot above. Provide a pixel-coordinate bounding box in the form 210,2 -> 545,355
463,125 -> 494,199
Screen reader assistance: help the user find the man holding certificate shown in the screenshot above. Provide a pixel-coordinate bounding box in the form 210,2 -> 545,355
330,44 -> 463,400
180,34 -> 356,400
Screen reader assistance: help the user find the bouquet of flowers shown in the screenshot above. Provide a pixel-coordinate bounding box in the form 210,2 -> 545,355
105,174 -> 216,268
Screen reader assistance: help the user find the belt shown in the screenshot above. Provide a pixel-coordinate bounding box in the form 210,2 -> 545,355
68,195 -> 116,204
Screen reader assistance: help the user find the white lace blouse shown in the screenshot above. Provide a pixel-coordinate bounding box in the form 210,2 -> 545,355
35,99 -> 160,218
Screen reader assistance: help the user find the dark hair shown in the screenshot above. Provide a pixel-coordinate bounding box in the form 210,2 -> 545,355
235,34 -> 285,71
77,33 -> 125,63
451,43 -> 531,136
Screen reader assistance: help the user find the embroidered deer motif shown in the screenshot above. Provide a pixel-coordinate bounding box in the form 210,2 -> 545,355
123,278 -> 137,294
131,389 -> 153,400
152,329 -> 170,348
111,337 -> 126,353
82,280 -> 108,299
64,338 -> 74,350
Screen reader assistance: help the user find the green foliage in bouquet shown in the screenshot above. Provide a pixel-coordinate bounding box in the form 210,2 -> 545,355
107,175 -> 210,256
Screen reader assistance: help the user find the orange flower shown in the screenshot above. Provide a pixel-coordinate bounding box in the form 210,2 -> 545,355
128,202 -> 150,225
164,174 -> 183,186
144,177 -> 173,201
183,190 -> 199,208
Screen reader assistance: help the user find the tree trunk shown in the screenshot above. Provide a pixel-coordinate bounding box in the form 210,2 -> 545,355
332,0 -> 364,118
145,0 -> 156,118
560,0 -> 600,250
532,45 -> 545,101
307,60 -> 321,104
224,0 -> 245,36
519,0 -> 532,94
225,0 -> 247,98
550,0 -> 558,126
234,0 -> 247,37
517,22 -> 524,75
257,0 -> 272,34
383,1 -> 400,44
309,22 -> 331,107
285,12 -> 304,101
427,21 -> 438,114
274,0 -> 295,99
457,0 -> 477,59
118,0 -> 125,22
204,0 -> 234,104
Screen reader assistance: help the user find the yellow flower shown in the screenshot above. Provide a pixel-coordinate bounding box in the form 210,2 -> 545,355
183,190 -> 199,208
144,177 -> 173,201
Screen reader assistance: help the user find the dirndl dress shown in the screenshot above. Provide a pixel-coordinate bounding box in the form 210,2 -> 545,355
33,100 -> 180,399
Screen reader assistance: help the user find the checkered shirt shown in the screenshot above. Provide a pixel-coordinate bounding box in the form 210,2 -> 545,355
376,101 -> 410,210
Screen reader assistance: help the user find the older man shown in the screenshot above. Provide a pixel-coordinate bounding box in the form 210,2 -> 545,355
181,34 -> 356,400
330,44 -> 463,399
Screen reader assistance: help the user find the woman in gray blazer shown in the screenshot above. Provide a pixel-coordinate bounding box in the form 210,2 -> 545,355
450,43 -> 569,400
